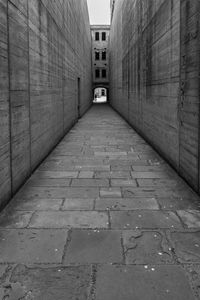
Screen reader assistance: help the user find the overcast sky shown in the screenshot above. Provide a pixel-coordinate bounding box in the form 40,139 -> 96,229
87,0 -> 110,25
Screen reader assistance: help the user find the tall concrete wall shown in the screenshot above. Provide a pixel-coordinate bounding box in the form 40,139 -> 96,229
109,0 -> 200,192
0,0 -> 92,207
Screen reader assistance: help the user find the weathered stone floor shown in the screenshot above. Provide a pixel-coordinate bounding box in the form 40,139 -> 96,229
0,104 -> 200,299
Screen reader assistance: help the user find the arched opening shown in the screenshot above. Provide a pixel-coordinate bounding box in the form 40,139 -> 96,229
93,87 -> 108,104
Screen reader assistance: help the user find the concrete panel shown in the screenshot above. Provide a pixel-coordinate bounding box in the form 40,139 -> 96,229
8,1 -> 31,193
0,0 -> 11,206
109,0 -> 200,193
0,0 -> 92,206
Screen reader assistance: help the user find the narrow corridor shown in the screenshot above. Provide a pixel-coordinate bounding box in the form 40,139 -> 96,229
0,104 -> 200,299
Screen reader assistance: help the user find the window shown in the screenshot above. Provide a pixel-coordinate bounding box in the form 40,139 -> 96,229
95,51 -> 100,60
95,32 -> 99,41
95,69 -> 100,78
102,32 -> 106,41
102,51 -> 106,60
102,69 -> 107,78
102,89 -> 105,96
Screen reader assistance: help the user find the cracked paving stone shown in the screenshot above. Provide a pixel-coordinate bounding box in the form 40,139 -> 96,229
95,197 -> 159,210
0,229 -> 68,263
7,264 -> 91,300
183,265 -> 200,299
0,265 -> 8,278
0,211 -> 33,228
123,230 -> 173,264
29,211 -> 109,228
95,265 -> 194,300
0,282 -> 27,300
177,210 -> 200,228
110,211 -> 183,229
169,231 -> 200,263
64,230 -> 122,264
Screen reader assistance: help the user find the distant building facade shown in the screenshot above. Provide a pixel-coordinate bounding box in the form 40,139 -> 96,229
91,25 -> 110,91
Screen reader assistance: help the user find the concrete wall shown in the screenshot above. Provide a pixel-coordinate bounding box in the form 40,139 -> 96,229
0,0 -> 92,207
109,0 -> 200,192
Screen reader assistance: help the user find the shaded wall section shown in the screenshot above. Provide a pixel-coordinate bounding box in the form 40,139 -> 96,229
109,0 -> 200,192
0,0 -> 92,206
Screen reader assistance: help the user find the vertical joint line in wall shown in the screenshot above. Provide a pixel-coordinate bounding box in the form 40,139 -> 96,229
7,0 -> 13,195
27,0 -> 31,173
198,3 -> 200,192
62,1 -> 65,134
178,0 -> 182,172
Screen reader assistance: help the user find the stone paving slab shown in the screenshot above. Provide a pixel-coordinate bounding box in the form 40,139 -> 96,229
137,178 -> 187,188
157,197 -> 200,210
29,211 -> 109,229
94,171 -> 131,178
0,229 -> 68,263
0,104 -> 200,298
122,230 -> 173,264
110,179 -> 137,187
131,172 -> 171,178
64,230 -> 122,264
100,187 -> 122,198
71,179 -> 109,187
33,171 -> 79,179
183,265 -> 200,299
0,211 -> 33,228
25,178 -> 72,187
110,211 -> 183,229
169,231 -> 200,263
177,210 -> 200,228
78,171 -> 94,178
7,198 -> 63,211
131,165 -> 173,172
95,198 -> 159,210
15,187 -> 99,200
62,198 -> 95,210
122,187 -> 199,200
94,265 -> 195,300
7,265 -> 91,300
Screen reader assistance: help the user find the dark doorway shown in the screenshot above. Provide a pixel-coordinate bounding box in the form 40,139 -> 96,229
93,87 -> 107,103
77,77 -> 81,118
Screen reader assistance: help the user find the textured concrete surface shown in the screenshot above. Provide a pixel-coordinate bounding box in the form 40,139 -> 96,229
109,0 -> 200,193
0,0 -> 92,207
0,104 -> 199,299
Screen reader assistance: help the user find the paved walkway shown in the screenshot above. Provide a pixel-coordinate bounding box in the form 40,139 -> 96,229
0,104 -> 200,299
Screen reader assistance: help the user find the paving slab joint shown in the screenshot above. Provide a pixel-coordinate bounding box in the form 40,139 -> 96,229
88,264 -> 97,300
60,198 -> 66,211
107,211 -> 111,229
24,212 -> 35,229
0,265 -> 13,285
165,230 -> 181,265
61,229 -> 72,264
174,210 -> 188,229
120,233 -> 126,264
